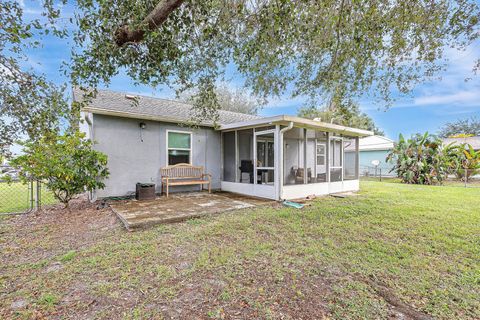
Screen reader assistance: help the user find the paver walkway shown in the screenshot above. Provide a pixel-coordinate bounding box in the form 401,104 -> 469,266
110,192 -> 271,230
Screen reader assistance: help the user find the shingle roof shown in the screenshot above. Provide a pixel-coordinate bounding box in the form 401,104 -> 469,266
74,88 -> 261,126
358,135 -> 394,151
443,136 -> 480,150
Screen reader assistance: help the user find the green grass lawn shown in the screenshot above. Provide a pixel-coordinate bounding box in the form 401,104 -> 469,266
1,181 -> 479,319
0,182 -> 57,214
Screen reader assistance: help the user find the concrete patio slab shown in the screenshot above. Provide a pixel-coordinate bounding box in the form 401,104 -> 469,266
110,192 -> 272,230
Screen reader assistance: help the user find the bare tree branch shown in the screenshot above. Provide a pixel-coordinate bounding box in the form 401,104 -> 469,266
114,0 -> 185,46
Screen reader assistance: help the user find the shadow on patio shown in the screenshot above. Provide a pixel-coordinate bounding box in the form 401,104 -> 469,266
110,191 -> 274,230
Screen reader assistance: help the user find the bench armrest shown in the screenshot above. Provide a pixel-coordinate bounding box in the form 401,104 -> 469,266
202,173 -> 212,180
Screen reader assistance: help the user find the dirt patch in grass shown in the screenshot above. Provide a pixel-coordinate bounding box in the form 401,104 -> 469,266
357,275 -> 434,320
0,196 -> 120,263
1,183 -> 479,319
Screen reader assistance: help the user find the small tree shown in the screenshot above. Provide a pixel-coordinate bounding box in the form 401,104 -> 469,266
298,99 -> 384,135
438,117 -> 480,138
386,133 -> 453,185
180,84 -> 262,115
11,132 -> 109,208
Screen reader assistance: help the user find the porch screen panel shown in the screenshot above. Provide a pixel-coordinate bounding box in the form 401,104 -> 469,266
315,131 -> 328,182
223,132 -> 236,182
305,130 -> 316,184
256,131 -> 274,185
238,129 -> 254,184
283,128 -> 305,185
343,137 -> 357,180
330,138 -> 343,182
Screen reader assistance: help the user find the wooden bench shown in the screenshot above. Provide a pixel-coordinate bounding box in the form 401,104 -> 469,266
160,163 -> 212,197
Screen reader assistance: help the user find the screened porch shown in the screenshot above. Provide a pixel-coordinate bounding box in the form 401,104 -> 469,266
219,116 -> 370,200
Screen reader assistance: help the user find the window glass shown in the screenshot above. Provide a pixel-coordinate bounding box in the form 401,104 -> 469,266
168,150 -> 190,165
167,131 -> 191,165
168,131 -> 191,149
317,144 -> 325,165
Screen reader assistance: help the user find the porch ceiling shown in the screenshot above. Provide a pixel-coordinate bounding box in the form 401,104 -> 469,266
218,115 -> 374,137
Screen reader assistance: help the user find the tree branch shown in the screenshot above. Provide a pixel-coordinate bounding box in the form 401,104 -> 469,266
114,0 -> 185,46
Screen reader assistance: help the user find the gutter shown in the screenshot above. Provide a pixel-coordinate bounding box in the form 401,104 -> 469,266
84,113 -> 92,125
278,122 -> 294,200
82,107 -> 217,128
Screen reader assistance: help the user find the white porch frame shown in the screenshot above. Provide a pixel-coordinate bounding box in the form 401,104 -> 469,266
220,119 -> 370,201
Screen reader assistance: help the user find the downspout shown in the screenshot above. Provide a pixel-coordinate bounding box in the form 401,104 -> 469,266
279,122 -> 294,200
84,113 -> 97,203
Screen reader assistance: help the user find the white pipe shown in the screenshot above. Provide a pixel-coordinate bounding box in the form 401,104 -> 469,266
84,113 -> 92,125
278,122 -> 294,200
84,113 -> 97,202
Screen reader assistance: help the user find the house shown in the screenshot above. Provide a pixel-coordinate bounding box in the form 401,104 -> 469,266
76,89 -> 373,201
356,135 -> 395,176
443,136 -> 480,151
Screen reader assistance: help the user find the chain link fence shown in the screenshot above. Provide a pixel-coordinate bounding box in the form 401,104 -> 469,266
359,165 -> 396,181
444,169 -> 480,188
1,166 -> 58,214
360,166 -> 480,188
0,179 -> 34,214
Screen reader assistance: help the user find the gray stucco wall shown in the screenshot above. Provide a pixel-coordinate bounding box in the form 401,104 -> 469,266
91,114 -> 221,198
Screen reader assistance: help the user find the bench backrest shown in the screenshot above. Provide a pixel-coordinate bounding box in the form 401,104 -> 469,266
161,163 -> 204,179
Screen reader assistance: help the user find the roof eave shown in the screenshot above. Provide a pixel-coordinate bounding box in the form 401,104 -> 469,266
82,107 -> 217,127
220,115 -> 374,137
359,147 -> 393,151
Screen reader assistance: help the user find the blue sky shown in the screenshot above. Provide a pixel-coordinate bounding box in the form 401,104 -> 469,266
18,1 -> 480,141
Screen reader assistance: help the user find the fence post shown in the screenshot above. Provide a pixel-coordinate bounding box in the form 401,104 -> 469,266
34,181 -> 41,211
465,168 -> 467,188
29,180 -> 34,212
380,168 -> 382,182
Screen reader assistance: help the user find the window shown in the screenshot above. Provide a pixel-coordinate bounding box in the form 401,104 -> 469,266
316,143 -> 325,165
167,131 -> 192,165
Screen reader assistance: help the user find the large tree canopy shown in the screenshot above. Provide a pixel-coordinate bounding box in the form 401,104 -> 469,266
71,0 -> 480,122
2,0 -> 480,155
0,1 -> 69,155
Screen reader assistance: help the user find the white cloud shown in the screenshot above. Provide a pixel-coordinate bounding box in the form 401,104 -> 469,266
414,90 -> 480,106
375,44 -> 480,112
263,95 -> 309,109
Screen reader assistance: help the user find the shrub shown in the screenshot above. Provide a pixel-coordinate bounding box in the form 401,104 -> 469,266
448,143 -> 480,181
11,131 -> 109,208
386,133 -> 452,185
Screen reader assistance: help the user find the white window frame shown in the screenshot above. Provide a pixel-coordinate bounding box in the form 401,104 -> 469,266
166,130 -> 193,165
316,142 -> 326,166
